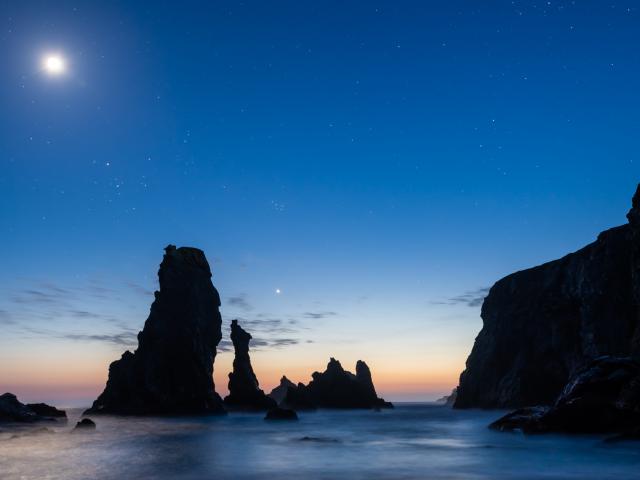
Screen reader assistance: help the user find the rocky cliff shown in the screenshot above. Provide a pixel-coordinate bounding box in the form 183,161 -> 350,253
455,185 -> 640,409
284,358 -> 392,409
86,245 -> 225,415
224,320 -> 276,410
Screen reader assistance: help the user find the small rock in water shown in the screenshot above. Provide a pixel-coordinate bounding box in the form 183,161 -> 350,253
265,407 -> 298,420
73,418 -> 96,431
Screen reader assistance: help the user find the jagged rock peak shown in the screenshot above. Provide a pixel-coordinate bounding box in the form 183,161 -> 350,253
224,320 -> 276,411
284,358 -> 393,409
268,376 -> 297,405
86,245 -> 225,415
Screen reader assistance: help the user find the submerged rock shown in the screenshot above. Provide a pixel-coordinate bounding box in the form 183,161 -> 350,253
224,320 -> 277,411
268,376 -> 297,405
490,357 -> 640,434
265,407 -> 298,420
73,418 -> 96,431
456,184 -> 640,409
86,245 -> 225,415
284,358 -> 392,409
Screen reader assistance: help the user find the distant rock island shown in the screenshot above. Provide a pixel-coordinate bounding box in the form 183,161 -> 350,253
86,245 -> 225,415
224,320 -> 277,411
455,185 -> 640,410
282,358 -> 393,409
0,393 -> 66,423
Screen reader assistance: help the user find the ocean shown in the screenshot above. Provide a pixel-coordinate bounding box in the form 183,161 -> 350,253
1,404 -> 639,479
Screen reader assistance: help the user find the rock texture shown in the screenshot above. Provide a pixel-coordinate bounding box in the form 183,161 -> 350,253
435,388 -> 458,407
268,376 -> 297,405
284,358 -> 392,409
0,393 -> 66,423
455,185 -> 640,409
490,356 -> 640,434
224,320 -> 277,411
86,245 -> 225,415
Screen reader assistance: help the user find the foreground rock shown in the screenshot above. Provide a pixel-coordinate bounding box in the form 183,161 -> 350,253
456,184 -> 640,409
73,418 -> 96,431
268,376 -> 297,405
224,320 -> 277,411
490,357 -> 640,435
265,407 -> 298,420
0,393 -> 66,423
284,358 -> 392,409
86,245 -> 225,415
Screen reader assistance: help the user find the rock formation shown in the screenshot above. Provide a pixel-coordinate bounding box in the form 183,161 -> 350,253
268,376 -> 296,405
0,393 -> 66,423
86,245 -> 225,415
283,358 -> 392,409
73,418 -> 96,431
27,403 -> 67,418
455,184 -> 640,409
224,320 -> 277,411
489,356 -> 640,435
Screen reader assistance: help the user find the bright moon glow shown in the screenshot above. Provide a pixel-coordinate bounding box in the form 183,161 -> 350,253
275,288 -> 281,294
43,55 -> 66,75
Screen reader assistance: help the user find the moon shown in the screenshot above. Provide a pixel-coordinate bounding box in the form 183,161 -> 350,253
42,54 -> 66,76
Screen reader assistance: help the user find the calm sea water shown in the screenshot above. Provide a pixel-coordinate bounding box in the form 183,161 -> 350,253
1,404 -> 639,480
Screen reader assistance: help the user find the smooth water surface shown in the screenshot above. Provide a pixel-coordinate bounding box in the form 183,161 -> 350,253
1,404 -> 639,479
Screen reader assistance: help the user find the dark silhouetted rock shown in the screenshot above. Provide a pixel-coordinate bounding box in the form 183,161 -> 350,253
284,358 -> 392,409
86,245 -> 225,415
73,418 -> 96,431
282,382 -> 317,410
224,320 -> 277,411
0,393 -> 38,422
27,403 -> 67,419
265,407 -> 298,420
456,185 -> 640,409
490,357 -> 640,434
268,376 -> 296,405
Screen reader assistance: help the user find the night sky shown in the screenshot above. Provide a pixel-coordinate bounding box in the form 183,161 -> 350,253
1,1 -> 639,405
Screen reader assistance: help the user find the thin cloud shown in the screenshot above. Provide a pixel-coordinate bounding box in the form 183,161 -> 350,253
432,287 -> 490,308
303,311 -> 337,320
227,294 -> 253,311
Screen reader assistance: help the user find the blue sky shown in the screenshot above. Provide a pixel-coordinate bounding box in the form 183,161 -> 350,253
1,1 -> 639,404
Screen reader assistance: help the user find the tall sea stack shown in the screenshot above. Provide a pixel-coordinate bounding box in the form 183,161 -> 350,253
455,185 -> 640,409
86,245 -> 225,415
224,320 -> 276,410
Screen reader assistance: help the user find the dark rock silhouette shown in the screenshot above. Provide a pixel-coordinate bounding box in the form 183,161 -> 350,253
265,407 -> 298,420
490,356 -> 640,434
0,393 -> 39,422
282,382 -> 317,410
27,403 -> 67,419
268,376 -> 296,405
86,245 -> 225,415
0,393 -> 66,423
456,184 -> 640,409
73,418 -> 96,431
284,358 -> 392,409
224,320 -> 277,411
